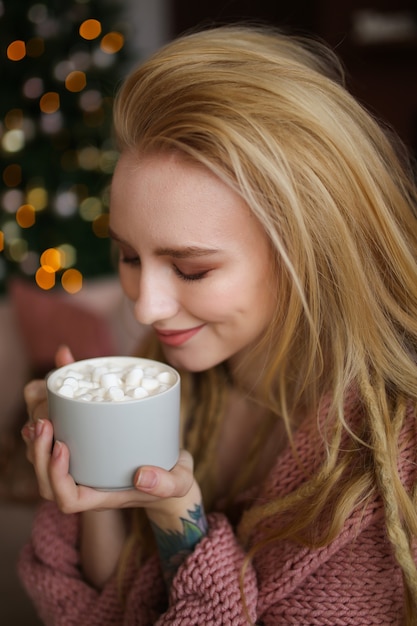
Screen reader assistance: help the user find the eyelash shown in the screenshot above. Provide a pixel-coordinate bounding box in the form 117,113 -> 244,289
120,255 -> 208,282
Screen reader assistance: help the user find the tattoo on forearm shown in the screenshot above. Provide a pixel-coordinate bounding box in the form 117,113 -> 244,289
151,503 -> 208,586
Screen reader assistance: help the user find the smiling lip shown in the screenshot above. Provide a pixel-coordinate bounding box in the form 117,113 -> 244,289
154,324 -> 205,347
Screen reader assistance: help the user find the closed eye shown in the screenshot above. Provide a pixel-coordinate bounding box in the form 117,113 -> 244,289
173,266 -> 209,282
120,254 -> 140,267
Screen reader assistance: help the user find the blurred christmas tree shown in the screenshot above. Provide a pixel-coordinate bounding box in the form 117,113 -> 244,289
0,0 -> 129,294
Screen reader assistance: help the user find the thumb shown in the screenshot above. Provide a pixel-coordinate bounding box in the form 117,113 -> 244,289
55,345 -> 75,368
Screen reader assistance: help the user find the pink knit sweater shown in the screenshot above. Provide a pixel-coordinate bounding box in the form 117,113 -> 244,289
18,393 -> 416,625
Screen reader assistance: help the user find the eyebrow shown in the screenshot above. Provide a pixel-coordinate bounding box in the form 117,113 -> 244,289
108,228 -> 220,259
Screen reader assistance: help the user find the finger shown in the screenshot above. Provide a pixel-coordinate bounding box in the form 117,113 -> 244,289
24,380 -> 47,421
21,422 -> 36,464
134,450 -> 194,498
48,448 -> 157,514
32,419 -> 55,500
55,345 -> 74,368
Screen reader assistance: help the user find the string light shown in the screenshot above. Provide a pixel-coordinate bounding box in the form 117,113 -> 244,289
1,1 -> 125,294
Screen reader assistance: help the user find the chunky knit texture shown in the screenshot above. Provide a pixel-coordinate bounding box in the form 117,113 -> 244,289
18,390 -> 416,625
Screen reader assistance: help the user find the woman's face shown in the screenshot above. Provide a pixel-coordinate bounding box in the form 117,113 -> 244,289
110,151 -> 277,373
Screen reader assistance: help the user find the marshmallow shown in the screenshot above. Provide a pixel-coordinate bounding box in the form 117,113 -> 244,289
53,359 -> 176,402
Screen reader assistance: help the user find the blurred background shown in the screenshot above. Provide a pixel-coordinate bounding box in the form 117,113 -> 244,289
0,1 -> 416,624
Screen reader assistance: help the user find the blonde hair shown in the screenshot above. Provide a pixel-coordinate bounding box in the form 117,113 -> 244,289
113,25 -> 417,621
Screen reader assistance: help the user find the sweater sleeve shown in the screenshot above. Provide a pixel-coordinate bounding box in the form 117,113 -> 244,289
18,501 -> 130,626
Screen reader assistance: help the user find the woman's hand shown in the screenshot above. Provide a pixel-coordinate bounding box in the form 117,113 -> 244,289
21,346 -> 197,516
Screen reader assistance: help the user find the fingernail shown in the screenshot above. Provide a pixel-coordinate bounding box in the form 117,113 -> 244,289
52,440 -> 62,459
35,419 -> 44,438
136,469 -> 158,490
22,424 -> 35,442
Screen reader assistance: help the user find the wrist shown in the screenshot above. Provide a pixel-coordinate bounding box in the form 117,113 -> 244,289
146,483 -> 208,586
145,479 -> 203,531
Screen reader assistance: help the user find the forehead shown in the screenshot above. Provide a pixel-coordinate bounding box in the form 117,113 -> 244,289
110,151 -> 267,249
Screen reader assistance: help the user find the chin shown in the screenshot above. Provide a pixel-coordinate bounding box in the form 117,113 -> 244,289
161,347 -> 225,373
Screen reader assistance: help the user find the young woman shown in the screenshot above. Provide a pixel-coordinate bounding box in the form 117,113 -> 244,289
19,25 -> 417,624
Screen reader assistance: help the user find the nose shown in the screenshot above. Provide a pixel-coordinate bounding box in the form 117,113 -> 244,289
133,269 -> 179,326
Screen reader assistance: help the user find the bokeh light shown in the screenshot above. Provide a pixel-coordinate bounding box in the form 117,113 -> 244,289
79,18 -> 101,40
100,31 -> 124,54
23,76 -> 44,99
3,164 -> 22,187
2,189 -> 25,213
2,220 -> 20,240
2,129 -> 25,152
27,186 -> 48,210
35,266 -> 55,290
65,70 -> 86,93
57,243 -> 76,268
8,238 -> 28,262
39,91 -> 60,114
40,111 -> 63,133
7,40 -> 26,61
54,190 -> 78,217
16,204 -> 36,228
28,3 -> 48,24
80,196 -> 102,220
1,1 -> 125,294
79,89 -> 102,112
40,247 -> 62,272
20,250 -> 39,276
62,268 -> 83,293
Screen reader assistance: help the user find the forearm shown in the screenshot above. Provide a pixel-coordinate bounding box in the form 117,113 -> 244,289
146,481 -> 208,586
80,509 -> 128,589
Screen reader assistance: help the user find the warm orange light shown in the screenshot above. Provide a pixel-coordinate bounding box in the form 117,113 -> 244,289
92,213 -> 109,238
79,19 -> 102,40
7,40 -> 26,61
61,268 -> 83,294
3,164 -> 22,187
65,70 -> 86,93
100,32 -> 124,54
0,231 -> 4,252
40,247 -> 61,272
16,204 -> 36,228
40,92 -> 60,114
35,266 -> 55,290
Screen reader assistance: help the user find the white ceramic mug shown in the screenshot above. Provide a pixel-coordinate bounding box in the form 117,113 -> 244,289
46,356 -> 180,490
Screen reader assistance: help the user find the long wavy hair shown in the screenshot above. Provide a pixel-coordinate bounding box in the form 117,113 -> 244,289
113,25 -> 417,622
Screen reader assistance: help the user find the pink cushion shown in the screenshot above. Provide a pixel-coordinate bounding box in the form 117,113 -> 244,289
9,278 -> 117,372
